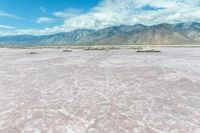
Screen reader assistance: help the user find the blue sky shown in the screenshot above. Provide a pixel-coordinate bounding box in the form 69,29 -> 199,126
0,0 -> 200,36
0,0 -> 100,29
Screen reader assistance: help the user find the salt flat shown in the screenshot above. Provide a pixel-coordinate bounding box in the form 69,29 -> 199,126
0,48 -> 200,133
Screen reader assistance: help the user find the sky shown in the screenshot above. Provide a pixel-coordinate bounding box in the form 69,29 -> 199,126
0,0 -> 200,36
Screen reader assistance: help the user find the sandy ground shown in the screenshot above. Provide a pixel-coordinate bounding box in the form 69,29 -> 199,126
0,48 -> 200,133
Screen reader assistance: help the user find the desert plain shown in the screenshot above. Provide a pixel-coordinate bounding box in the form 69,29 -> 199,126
0,48 -> 200,133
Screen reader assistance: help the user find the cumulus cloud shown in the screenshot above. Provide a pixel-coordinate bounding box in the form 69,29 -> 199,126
0,11 -> 21,19
62,0 -> 200,30
36,17 -> 55,24
1,0 -> 200,36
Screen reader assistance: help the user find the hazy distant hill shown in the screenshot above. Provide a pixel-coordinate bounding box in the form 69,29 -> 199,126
0,29 -> 95,46
174,22 -> 200,42
0,22 -> 200,45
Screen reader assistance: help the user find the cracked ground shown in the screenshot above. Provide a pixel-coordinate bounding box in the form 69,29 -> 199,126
0,48 -> 200,133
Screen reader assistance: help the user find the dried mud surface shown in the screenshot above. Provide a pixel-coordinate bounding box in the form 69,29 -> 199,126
0,48 -> 200,133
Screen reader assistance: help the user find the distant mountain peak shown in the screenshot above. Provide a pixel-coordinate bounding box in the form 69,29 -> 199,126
0,22 -> 200,46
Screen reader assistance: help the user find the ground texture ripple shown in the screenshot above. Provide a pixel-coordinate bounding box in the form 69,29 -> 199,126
0,48 -> 200,133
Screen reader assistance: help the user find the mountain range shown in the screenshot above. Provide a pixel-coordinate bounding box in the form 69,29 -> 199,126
0,22 -> 200,46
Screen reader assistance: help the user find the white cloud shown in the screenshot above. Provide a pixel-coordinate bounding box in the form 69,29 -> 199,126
1,0 -> 200,36
0,11 -> 21,19
61,0 -> 200,30
53,8 -> 83,19
0,24 -> 14,29
0,26 -> 63,36
36,17 -> 55,24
